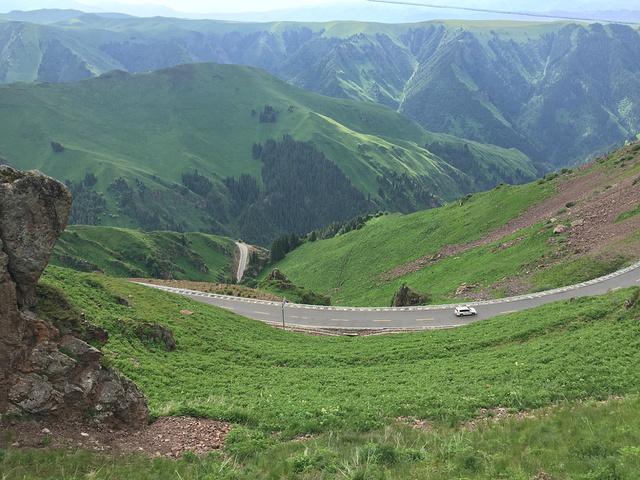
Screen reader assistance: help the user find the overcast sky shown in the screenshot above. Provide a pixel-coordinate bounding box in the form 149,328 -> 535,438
152,0 -> 341,12
102,1 -> 638,14
12,0 -> 355,14
7,0 -> 640,15
3,0 -> 640,23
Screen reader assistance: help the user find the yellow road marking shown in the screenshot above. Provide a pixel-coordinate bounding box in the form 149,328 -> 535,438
291,315 -> 299,319
220,306 -> 234,310
501,310 -> 518,314
374,320 -> 391,323
331,319 -> 349,322
416,318 -> 435,321
610,287 -> 621,291
255,311 -> 270,315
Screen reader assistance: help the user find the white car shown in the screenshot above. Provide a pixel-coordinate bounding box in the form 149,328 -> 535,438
454,306 -> 477,316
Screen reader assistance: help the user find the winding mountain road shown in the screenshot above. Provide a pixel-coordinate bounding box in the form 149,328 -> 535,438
234,242 -> 249,282
137,262 -> 640,332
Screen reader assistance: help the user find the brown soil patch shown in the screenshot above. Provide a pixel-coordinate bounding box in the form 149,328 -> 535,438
465,407 -> 537,431
380,146 -> 640,297
0,416 -> 230,458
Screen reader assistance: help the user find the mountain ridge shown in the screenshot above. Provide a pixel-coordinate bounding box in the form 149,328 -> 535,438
1,15 -> 638,166
0,61 -> 534,245
2,3 -> 640,23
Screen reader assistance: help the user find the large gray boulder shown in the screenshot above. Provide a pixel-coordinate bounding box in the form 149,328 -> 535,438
0,166 -> 72,308
0,166 -> 149,428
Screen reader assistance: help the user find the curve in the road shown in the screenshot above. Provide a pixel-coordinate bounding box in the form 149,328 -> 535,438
135,261 -> 640,332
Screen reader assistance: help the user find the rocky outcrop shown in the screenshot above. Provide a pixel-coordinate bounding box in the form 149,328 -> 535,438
262,269 -> 331,306
390,284 -> 432,307
136,323 -> 177,351
0,166 -> 148,428
0,167 -> 72,308
268,268 -> 292,285
456,283 -> 480,296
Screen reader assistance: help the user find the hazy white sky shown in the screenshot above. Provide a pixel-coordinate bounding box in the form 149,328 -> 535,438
74,0 -> 640,13
6,0 -> 640,17
71,0 -> 356,13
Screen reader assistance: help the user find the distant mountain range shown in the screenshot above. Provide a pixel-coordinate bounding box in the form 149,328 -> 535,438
0,12 -> 638,167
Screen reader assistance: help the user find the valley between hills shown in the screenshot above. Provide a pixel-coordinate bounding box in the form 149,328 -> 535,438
2,7 -> 640,480
108,143 -> 640,309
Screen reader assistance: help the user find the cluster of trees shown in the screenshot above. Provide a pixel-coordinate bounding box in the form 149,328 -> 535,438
181,169 -> 213,197
181,170 -> 232,226
259,105 -> 277,123
426,142 -> 478,175
376,167 -> 440,213
65,169 -> 233,237
65,172 -> 106,226
310,212 -> 385,242
269,232 -> 300,263
179,138 -> 401,247
252,142 -> 263,159
267,212 -> 389,265
63,135 -> 380,245
426,142 -> 530,190
108,177 -> 187,232
237,135 -> 372,245
224,173 -> 259,213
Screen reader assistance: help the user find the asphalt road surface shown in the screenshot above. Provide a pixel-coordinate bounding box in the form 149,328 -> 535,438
136,261 -> 640,331
235,242 -> 249,282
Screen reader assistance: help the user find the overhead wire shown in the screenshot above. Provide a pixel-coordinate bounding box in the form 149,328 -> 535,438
365,0 -> 640,26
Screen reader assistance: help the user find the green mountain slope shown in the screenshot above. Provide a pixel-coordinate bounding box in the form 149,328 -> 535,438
51,226 -> 236,282
1,15 -> 638,166
266,143 -> 640,306
268,180 -> 557,306
0,62 -> 535,244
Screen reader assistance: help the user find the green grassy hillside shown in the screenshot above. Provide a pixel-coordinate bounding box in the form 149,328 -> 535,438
0,62 -> 535,244
265,144 -> 640,306
51,226 -> 236,282
6,264 -> 639,478
267,179 -> 557,306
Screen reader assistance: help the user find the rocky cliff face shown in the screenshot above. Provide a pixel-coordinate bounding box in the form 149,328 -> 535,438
0,166 -> 148,428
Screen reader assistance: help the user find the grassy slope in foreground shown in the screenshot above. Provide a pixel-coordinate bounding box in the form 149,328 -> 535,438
51,226 -> 236,282
2,397 -> 639,479
39,266 -> 640,431
26,265 -> 640,478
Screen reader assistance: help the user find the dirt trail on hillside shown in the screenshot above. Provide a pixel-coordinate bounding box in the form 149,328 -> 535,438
381,148 -> 640,295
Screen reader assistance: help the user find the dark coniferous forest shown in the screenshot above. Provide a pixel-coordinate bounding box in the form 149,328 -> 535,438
238,135 -> 372,245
